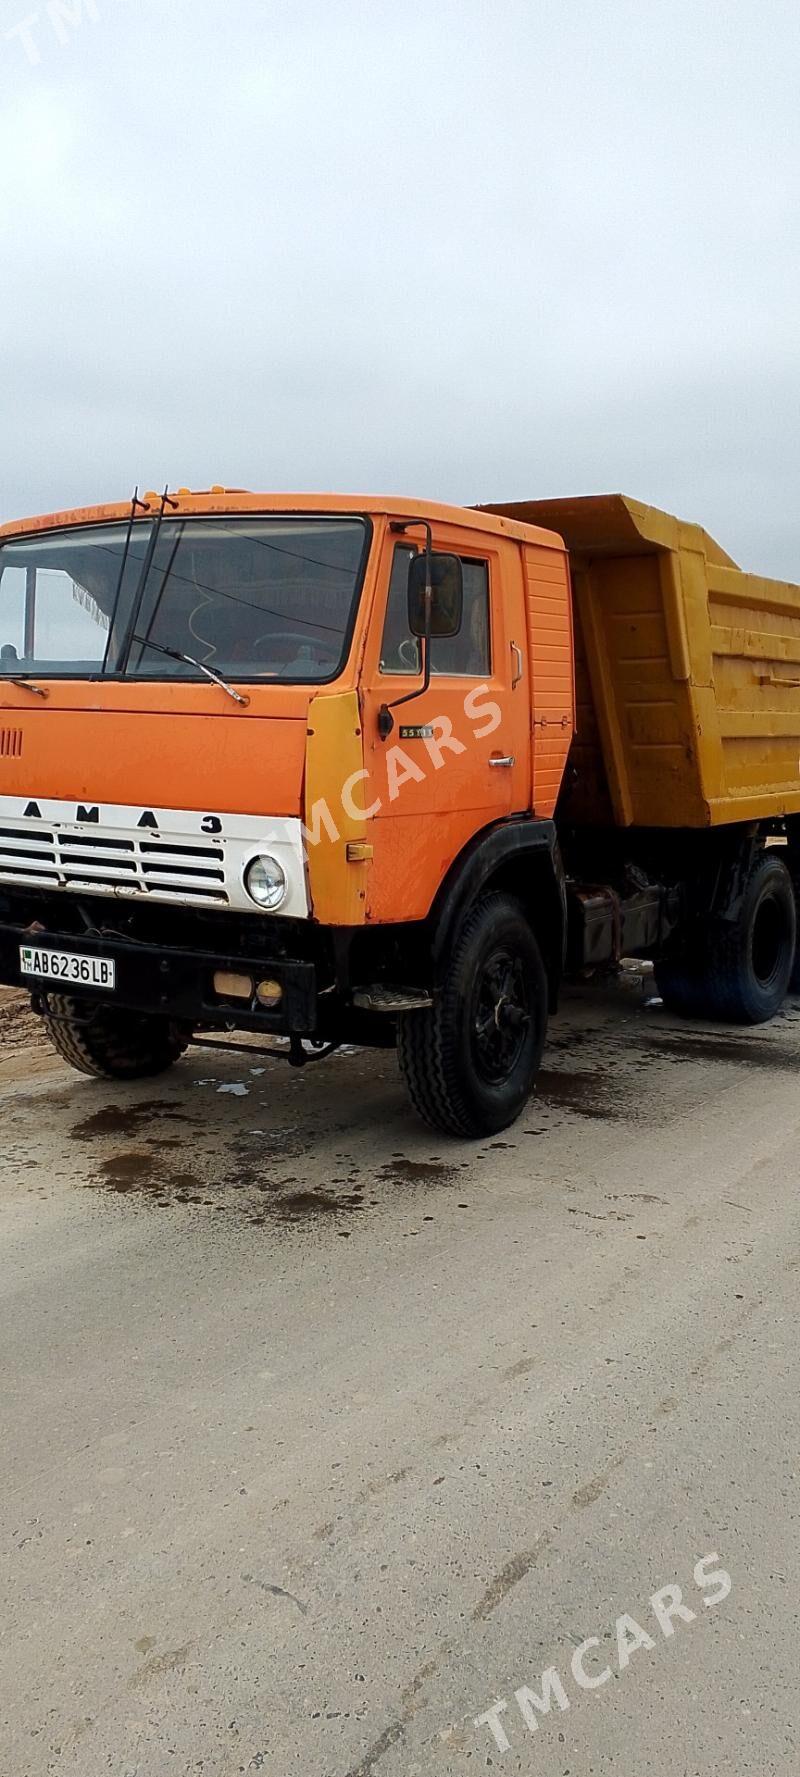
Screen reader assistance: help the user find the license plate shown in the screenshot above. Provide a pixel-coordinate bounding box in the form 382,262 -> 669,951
19,945 -> 116,991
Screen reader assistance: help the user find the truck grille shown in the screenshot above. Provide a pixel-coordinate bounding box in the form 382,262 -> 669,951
0,819 -> 229,907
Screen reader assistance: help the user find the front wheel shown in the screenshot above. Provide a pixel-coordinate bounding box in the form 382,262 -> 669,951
397,892 -> 548,1137
39,995 -> 191,1080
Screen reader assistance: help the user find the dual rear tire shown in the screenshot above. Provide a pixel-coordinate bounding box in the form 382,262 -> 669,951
655,849 -> 797,1024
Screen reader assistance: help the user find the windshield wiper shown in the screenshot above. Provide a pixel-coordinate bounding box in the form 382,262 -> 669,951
116,486 -> 178,672
113,486 -> 151,607
130,636 -> 250,706
6,675 -> 48,699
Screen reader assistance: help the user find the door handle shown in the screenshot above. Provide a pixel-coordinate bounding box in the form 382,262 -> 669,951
511,642 -> 523,687
489,754 -> 515,768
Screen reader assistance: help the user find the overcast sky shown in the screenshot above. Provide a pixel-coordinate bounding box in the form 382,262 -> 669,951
2,0 -> 799,574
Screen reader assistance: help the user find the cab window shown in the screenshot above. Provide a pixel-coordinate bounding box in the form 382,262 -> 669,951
380,547 -> 491,676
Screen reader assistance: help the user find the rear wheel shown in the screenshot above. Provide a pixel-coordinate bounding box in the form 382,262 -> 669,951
655,850 -> 795,1024
785,849 -> 800,992
39,995 -> 191,1080
397,892 -> 548,1137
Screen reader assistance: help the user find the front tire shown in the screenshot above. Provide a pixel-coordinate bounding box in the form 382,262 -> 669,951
40,995 -> 191,1080
397,892 -> 548,1137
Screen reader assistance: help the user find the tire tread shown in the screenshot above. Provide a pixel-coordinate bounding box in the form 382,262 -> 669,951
397,892 -> 546,1137
41,995 -> 190,1080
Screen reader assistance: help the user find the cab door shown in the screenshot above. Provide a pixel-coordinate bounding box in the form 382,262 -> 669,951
360,522 -> 531,925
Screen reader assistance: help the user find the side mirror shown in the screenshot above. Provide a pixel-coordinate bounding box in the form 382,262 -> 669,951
408,553 -> 463,640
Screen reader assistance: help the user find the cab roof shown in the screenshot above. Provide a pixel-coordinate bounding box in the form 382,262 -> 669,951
0,489 -> 565,551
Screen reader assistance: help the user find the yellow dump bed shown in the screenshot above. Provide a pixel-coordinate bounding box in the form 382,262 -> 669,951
485,495 -> 800,830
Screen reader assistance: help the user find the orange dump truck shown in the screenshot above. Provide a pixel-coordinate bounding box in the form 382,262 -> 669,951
1,487 -> 800,1134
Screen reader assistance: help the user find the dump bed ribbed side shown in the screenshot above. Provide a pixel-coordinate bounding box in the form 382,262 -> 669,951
480,495 -> 800,829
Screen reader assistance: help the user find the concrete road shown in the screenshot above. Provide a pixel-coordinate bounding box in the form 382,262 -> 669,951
1,976 -> 799,1777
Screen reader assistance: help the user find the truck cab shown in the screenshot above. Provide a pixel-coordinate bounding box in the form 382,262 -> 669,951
0,490 -> 573,1133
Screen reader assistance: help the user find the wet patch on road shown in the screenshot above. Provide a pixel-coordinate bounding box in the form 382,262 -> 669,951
642,1031 -> 800,1070
49,978 -> 800,1239
247,1187 -> 367,1227
77,1110 -> 467,1237
533,1067 -> 621,1120
93,1150 -> 209,1203
97,1151 -> 156,1191
379,1157 -> 459,1187
70,1100 -> 192,1141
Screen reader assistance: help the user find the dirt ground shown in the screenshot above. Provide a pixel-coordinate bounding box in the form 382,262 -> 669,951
0,986 -> 46,1069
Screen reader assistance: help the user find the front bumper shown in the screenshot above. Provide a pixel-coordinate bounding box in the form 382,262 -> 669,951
0,920 -> 318,1034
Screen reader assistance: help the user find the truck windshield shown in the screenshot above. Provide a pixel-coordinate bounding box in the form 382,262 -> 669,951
0,515 -> 369,683
0,523 -> 149,678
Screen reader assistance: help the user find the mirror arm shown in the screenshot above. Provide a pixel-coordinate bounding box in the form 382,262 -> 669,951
377,639 -> 431,739
379,520 -> 434,739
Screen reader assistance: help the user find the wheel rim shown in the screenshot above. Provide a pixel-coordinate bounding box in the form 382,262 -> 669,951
471,946 -> 531,1084
751,890 -> 788,990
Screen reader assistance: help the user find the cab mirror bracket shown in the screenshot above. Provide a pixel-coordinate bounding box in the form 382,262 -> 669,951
378,523 -> 464,739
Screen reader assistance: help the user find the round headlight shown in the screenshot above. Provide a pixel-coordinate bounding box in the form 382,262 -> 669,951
245,854 -> 287,910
